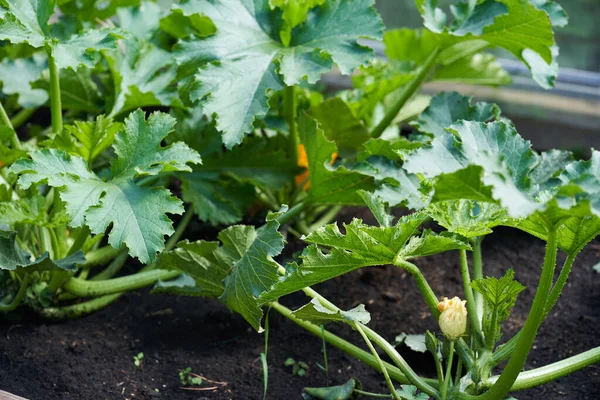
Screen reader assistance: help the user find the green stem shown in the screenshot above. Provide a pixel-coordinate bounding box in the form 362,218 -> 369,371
165,206 -> 194,252
471,237 -> 484,323
284,85 -> 299,177
11,107 -> 36,129
308,205 -> 343,231
455,360 -> 463,386
91,250 -> 129,281
302,287 -> 439,399
477,228 -> 558,400
46,46 -> 63,134
0,101 -> 21,150
270,301 -> 438,388
82,246 -> 122,268
441,341 -> 455,400
355,322 -> 402,400
277,202 -> 305,226
370,47 -> 440,138
394,259 -> 440,318
67,226 -> 90,256
434,350 -> 445,390
459,249 -> 483,344
484,346 -> 600,391
0,275 -> 30,312
353,389 -> 393,398
38,293 -> 122,319
63,269 -> 180,297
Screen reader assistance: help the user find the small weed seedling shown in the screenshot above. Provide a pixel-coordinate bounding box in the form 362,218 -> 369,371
285,358 -> 309,377
133,353 -> 144,369
179,368 -> 203,387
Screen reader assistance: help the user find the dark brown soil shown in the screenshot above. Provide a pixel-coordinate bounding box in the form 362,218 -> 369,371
1,211 -> 599,400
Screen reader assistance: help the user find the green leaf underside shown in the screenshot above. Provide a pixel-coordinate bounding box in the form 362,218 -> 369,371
155,240 -> 230,297
396,333 -> 427,353
299,115 -> 375,205
259,212 -> 469,303
0,54 -> 48,108
0,230 -> 84,273
471,269 -> 525,343
304,378 -> 360,400
292,297 -> 370,325
412,0 -> 560,88
157,209 -> 287,332
176,0 -> 383,148
9,111 -> 201,264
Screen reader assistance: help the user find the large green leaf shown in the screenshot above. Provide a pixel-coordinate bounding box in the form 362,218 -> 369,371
0,0 -> 120,70
9,111 -> 201,264
156,209 -> 287,331
218,209 -> 286,331
0,0 -> 54,47
0,54 -> 48,108
175,0 -> 383,148
299,115 -> 375,205
259,212 -> 470,303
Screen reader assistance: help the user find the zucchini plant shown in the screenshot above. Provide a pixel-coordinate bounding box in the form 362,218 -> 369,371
0,0 -> 598,399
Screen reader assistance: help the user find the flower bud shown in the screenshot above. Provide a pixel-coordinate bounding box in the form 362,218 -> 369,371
437,296 -> 467,340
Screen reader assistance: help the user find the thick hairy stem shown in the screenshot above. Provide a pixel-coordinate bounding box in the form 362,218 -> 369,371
484,346 -> 600,391
81,246 -> 122,268
38,293 -> 122,319
475,229 -> 558,399
370,47 -> 440,138
63,269 -> 181,297
91,251 -> 129,281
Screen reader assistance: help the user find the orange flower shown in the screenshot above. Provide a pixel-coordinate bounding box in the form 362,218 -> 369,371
295,144 -> 337,190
